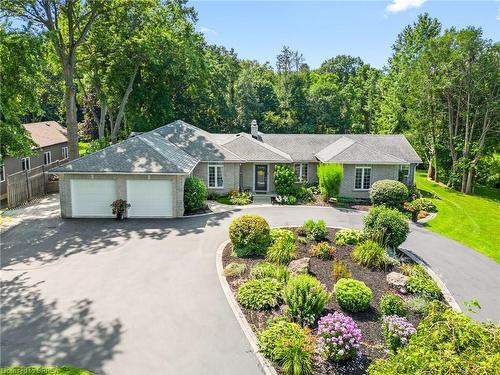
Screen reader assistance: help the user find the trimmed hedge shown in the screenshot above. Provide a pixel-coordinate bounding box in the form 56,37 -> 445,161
229,215 -> 271,257
237,278 -> 282,310
183,176 -> 207,212
369,179 -> 409,209
335,278 -> 372,312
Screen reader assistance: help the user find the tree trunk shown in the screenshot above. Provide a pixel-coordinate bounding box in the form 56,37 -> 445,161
98,100 -> 107,139
63,65 -> 79,160
427,160 -> 434,180
111,65 -> 139,143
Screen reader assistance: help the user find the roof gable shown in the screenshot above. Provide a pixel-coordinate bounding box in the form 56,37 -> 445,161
221,133 -> 292,162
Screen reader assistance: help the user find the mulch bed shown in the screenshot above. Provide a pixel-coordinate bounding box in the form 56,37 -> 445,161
272,195 -> 372,212
222,228 -> 423,375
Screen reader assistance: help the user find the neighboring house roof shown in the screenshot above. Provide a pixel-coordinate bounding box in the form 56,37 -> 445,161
154,120 -> 243,162
23,121 -> 67,148
220,133 -> 292,162
51,132 -> 198,174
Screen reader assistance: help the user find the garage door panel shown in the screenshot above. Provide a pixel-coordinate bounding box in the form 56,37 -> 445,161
71,179 -> 116,217
127,180 -> 173,217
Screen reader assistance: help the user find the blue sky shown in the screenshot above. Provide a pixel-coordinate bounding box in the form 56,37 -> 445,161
190,1 -> 500,69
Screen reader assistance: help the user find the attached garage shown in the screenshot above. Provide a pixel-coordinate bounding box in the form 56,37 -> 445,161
126,180 -> 173,218
70,179 -> 117,217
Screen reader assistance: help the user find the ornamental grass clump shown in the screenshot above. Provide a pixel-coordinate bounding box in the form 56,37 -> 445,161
267,232 -> 298,265
332,260 -> 352,282
352,240 -> 390,270
317,312 -> 362,362
284,274 -> 330,326
237,278 -> 282,310
250,262 -> 289,283
382,315 -> 417,352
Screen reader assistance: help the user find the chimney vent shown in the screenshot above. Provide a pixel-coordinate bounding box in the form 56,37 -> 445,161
250,120 -> 258,138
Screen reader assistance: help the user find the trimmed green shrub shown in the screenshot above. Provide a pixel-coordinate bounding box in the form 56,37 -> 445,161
183,176 -> 207,212
335,278 -> 372,312
379,292 -> 408,317
407,275 -> 442,300
303,219 -> 328,241
237,278 -> 282,310
332,260 -> 352,282
270,228 -> 295,244
410,198 -> 437,213
318,163 -> 343,199
284,274 -> 330,326
308,242 -> 336,260
363,206 -> 409,248
266,237 -> 298,265
367,302 -> 500,374
229,215 -> 271,257
352,240 -> 390,270
274,165 -> 297,197
257,319 -> 314,375
223,262 -> 246,277
335,228 -> 365,246
250,262 -> 289,283
369,179 -> 409,209
400,263 -> 428,278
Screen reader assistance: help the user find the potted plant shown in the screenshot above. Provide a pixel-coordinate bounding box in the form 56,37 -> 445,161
110,199 -> 130,220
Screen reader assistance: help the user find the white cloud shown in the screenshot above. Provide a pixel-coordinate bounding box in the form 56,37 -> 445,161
386,0 -> 428,13
198,26 -> 217,36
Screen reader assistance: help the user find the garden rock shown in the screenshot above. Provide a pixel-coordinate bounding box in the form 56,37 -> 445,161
387,272 -> 408,294
288,257 -> 310,276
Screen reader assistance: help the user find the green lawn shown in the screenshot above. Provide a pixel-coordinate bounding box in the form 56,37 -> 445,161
416,171 -> 500,263
0,367 -> 91,375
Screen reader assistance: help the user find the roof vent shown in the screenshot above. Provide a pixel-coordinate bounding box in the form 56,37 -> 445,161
250,120 -> 258,139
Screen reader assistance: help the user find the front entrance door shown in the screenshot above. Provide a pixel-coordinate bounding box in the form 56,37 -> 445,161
254,165 -> 268,192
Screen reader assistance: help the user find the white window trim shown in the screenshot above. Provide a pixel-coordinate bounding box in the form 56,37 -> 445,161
354,166 -> 371,191
44,151 -> 52,165
21,157 -> 31,171
294,163 -> 308,183
62,146 -> 69,159
0,164 -> 5,182
208,164 -> 224,189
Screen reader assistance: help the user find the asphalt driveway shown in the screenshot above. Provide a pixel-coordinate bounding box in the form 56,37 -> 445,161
1,202 -> 499,374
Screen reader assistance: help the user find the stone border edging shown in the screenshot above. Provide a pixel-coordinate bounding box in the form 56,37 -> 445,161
398,248 -> 461,312
215,240 -> 278,375
417,212 -> 437,224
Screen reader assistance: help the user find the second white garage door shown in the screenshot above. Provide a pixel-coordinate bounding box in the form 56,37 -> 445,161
126,180 -> 174,218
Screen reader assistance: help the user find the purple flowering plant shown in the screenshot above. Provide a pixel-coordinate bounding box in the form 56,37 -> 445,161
382,315 -> 416,352
316,312 -> 362,362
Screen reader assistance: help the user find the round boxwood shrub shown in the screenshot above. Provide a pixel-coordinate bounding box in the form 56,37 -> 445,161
229,215 -> 271,257
363,206 -> 409,248
335,278 -> 372,312
237,278 -> 282,310
183,176 -> 207,212
284,274 -> 330,326
369,179 -> 409,209
379,292 -> 408,317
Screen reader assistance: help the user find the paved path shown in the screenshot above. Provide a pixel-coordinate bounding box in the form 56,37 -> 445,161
1,203 -> 498,375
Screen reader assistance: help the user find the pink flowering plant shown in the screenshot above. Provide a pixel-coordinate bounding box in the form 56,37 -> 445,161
382,315 -> 416,352
316,312 -> 362,362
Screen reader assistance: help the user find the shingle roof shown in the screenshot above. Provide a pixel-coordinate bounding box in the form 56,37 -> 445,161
23,121 -> 67,148
154,120 -> 243,162
221,133 -> 292,162
51,132 -> 198,174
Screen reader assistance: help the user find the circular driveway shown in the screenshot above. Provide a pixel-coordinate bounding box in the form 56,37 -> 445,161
1,204 -> 499,374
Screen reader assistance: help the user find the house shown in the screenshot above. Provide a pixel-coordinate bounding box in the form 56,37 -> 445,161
51,120 -> 422,218
1,121 -> 68,201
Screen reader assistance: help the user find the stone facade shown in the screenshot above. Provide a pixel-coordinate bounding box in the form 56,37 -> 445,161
59,173 -> 186,218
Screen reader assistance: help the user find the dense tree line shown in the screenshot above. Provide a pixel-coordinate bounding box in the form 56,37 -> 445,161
1,2 -> 498,192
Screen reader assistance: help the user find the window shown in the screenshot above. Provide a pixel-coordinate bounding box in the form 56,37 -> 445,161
44,151 -> 52,165
399,165 -> 410,184
294,163 -> 308,183
21,157 -> 31,171
354,166 -> 371,190
208,164 -> 224,188
0,164 -> 4,182
62,146 -> 69,159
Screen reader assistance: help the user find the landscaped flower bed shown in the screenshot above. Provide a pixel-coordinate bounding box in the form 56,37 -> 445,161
222,217 -> 438,374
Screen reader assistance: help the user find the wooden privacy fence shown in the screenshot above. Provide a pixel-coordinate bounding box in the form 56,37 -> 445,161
7,159 -> 66,208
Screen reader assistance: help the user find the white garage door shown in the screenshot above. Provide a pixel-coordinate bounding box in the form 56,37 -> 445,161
126,180 -> 173,218
71,179 -> 117,217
